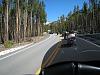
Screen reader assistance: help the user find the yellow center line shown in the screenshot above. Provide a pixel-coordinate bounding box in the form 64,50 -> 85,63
35,36 -> 61,75
35,44 -> 59,75
42,36 -> 61,68
35,67 -> 41,75
42,41 -> 60,68
47,41 -> 62,66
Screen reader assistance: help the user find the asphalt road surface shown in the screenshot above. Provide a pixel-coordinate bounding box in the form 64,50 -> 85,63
0,34 -> 60,75
42,37 -> 100,68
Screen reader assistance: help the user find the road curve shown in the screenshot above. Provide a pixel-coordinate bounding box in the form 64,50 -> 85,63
41,37 -> 100,68
0,34 -> 60,75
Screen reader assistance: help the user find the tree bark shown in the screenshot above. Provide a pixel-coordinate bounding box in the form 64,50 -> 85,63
30,11 -> 32,37
3,0 -> 9,42
16,0 -> 20,43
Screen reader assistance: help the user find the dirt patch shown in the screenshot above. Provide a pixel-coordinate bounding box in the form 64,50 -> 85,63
0,34 -> 49,52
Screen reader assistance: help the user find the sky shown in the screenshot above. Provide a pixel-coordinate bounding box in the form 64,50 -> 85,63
0,0 -> 2,5
0,0 -> 88,22
45,0 -> 88,22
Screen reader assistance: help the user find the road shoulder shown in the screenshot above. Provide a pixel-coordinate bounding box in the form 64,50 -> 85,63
0,34 -> 50,57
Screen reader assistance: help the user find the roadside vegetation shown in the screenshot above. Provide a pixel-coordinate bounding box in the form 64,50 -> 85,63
0,0 -> 47,48
4,40 -> 13,48
45,0 -> 100,34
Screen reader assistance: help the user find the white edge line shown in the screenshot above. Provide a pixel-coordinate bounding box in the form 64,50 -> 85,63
78,37 -> 100,48
80,50 -> 100,54
0,35 -> 53,61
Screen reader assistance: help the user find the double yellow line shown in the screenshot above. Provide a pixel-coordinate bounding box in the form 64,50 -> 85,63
35,67 -> 41,75
35,42 -> 61,75
47,42 -> 62,66
35,36 -> 62,74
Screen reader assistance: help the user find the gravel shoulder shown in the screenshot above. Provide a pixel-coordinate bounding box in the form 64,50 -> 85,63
0,34 -> 50,52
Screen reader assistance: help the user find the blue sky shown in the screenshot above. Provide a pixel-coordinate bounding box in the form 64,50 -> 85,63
0,0 -> 88,22
45,0 -> 88,22
0,0 -> 1,2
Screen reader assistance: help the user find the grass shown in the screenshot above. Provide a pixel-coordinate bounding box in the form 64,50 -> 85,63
4,41 -> 13,48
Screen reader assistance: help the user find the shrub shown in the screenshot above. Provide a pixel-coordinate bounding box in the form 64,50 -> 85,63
4,41 -> 13,48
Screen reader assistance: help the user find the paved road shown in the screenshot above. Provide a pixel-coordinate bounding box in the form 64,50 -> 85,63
0,34 -> 60,75
42,37 -> 100,68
